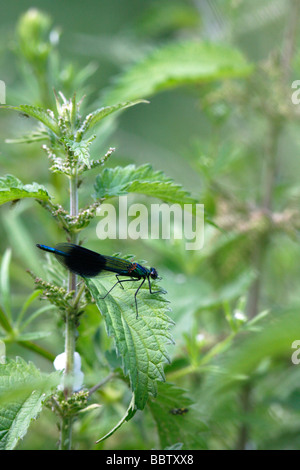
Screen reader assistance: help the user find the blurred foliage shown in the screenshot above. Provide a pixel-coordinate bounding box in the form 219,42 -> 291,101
1,0 -> 300,450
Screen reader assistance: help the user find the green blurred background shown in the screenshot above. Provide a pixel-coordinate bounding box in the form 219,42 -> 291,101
1,0 -> 300,450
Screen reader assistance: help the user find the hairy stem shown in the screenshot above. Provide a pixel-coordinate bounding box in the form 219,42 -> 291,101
60,416 -> 73,451
60,172 -> 78,450
88,372 -> 116,396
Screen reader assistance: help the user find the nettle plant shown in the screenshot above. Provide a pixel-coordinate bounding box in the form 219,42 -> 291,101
0,93 -> 204,450
0,7 -> 254,451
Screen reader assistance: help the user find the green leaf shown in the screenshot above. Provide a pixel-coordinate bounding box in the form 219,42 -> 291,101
14,331 -> 52,341
85,275 -> 174,410
0,306 -> 12,335
64,135 -> 96,169
16,290 -> 43,327
148,382 -> 207,450
96,393 -> 136,443
78,99 -> 148,136
102,40 -> 253,103
94,164 -> 195,205
0,357 -> 59,450
0,105 -> 60,136
5,129 -> 50,145
0,175 -> 50,206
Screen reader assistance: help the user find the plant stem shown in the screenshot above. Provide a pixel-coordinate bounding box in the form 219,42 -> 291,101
17,340 -> 55,362
72,282 -> 86,311
60,172 -> 78,450
64,173 -> 78,389
88,372 -> 116,396
60,416 -> 73,451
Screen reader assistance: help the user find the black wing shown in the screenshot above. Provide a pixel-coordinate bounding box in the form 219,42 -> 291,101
54,243 -> 106,277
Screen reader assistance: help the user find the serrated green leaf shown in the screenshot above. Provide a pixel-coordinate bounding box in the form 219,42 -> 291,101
102,40 -> 253,103
0,357 -> 59,450
148,382 -> 207,450
85,275 -> 174,410
64,135 -> 96,168
0,175 -> 50,206
1,105 -> 60,136
79,99 -> 148,136
94,164 -> 195,205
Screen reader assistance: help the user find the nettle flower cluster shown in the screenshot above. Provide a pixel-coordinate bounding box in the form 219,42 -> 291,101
4,94 -> 145,235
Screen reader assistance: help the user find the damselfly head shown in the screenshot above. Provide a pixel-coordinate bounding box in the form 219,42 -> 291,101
150,267 -> 158,279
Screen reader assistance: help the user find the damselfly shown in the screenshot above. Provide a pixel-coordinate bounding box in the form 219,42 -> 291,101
36,243 -> 163,317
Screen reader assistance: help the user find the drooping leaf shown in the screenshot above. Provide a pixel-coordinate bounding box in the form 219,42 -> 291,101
5,129 -> 50,145
96,393 -> 136,443
148,382 -> 208,450
102,40 -> 253,103
0,175 -> 50,206
0,357 -> 59,450
85,274 -> 174,410
0,305 -> 12,336
94,164 -> 195,205
1,105 -> 60,136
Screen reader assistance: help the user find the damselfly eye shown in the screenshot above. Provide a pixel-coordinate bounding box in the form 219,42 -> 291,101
150,268 -> 158,279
